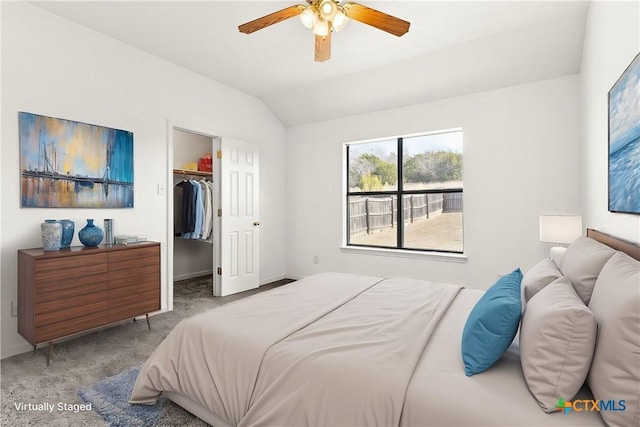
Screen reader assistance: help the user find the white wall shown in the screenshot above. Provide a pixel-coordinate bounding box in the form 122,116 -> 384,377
581,0 -> 640,243
1,2 -> 287,358
286,75 -> 582,289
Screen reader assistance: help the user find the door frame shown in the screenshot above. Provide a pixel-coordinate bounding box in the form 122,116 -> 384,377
166,120 -> 221,311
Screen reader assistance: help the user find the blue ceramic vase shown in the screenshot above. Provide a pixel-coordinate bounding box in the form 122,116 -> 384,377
78,219 -> 104,247
59,219 -> 75,248
41,219 -> 62,251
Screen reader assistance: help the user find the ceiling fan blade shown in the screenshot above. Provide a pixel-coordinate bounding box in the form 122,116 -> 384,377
238,5 -> 306,34
342,2 -> 410,37
315,32 -> 331,62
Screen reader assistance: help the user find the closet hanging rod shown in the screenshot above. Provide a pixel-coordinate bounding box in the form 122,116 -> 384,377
172,169 -> 212,178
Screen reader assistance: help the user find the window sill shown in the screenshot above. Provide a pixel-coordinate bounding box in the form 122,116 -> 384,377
340,245 -> 467,263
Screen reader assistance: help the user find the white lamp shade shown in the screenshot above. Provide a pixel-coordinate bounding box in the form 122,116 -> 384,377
300,7 -> 318,29
332,10 -> 348,31
313,19 -> 329,36
539,215 -> 583,244
319,0 -> 338,20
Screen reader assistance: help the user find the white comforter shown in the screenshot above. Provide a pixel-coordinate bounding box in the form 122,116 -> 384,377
130,272 -> 461,426
131,272 -> 605,427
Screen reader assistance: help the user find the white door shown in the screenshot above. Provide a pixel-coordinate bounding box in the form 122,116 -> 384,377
218,138 -> 259,296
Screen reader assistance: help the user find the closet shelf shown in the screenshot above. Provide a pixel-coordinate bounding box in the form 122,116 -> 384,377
173,169 -> 212,177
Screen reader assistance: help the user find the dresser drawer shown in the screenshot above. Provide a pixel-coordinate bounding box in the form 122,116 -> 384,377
35,254 -> 108,282
35,274 -> 107,303
35,291 -> 107,324
35,309 -> 107,343
108,264 -> 159,288
107,296 -> 159,324
108,246 -> 159,268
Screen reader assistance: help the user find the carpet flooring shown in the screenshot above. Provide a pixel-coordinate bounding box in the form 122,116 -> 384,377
0,276 -> 292,426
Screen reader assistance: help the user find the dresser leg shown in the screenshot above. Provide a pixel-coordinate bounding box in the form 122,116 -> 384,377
33,345 -> 36,352
145,314 -> 151,332
47,342 -> 53,366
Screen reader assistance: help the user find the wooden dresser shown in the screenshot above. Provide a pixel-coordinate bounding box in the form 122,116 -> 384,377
18,242 -> 160,360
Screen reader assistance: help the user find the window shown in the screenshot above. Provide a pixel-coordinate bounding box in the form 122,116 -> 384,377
346,130 -> 463,253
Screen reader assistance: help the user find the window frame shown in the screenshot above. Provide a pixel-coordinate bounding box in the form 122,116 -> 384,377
345,130 -> 464,254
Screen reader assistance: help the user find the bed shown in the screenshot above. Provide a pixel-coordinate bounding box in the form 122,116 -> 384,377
130,229 -> 639,426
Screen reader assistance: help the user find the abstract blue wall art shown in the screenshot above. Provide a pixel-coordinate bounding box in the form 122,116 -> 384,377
19,112 -> 134,208
609,52 -> 640,214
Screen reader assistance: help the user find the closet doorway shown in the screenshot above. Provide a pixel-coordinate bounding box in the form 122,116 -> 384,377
171,128 -> 216,301
167,123 -> 260,310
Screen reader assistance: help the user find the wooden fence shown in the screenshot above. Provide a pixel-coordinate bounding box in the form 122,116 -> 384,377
443,192 -> 463,212
349,192 -> 462,236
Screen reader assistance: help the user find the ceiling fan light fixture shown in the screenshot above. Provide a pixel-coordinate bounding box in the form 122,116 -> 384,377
313,19 -> 330,36
300,6 -> 318,29
238,1 -> 411,62
319,0 -> 338,20
331,9 -> 349,31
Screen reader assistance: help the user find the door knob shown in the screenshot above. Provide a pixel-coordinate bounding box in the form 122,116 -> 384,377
253,221 -> 261,226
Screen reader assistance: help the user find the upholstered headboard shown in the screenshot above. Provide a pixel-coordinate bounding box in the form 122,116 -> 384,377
586,228 -> 640,261
582,228 -> 639,427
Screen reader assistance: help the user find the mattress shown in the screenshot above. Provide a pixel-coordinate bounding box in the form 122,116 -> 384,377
401,288 -> 604,426
130,272 -> 605,426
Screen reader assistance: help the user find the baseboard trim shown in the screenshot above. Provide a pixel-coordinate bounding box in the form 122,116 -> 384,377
175,272 -> 297,287
2,342 -> 34,360
173,270 -> 214,282
259,274 -> 289,286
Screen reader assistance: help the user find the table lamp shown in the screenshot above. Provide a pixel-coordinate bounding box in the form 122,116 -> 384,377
539,215 -> 582,263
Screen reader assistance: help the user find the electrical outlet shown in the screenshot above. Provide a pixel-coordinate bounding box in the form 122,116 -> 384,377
313,256 -> 319,264
157,183 -> 165,195
11,300 -> 18,317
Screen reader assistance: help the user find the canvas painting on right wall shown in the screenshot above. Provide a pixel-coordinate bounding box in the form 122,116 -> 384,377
609,51 -> 640,214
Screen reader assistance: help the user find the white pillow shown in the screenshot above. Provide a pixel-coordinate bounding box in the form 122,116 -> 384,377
521,258 -> 562,304
558,237 -> 616,305
520,277 -> 596,413
587,252 -> 640,427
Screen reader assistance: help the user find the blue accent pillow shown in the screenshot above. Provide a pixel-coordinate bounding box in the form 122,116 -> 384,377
462,268 -> 523,376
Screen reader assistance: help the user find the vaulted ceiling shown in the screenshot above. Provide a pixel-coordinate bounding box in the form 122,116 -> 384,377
30,1 -> 589,127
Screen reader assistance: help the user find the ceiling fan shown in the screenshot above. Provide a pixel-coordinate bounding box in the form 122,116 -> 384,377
238,0 -> 410,62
